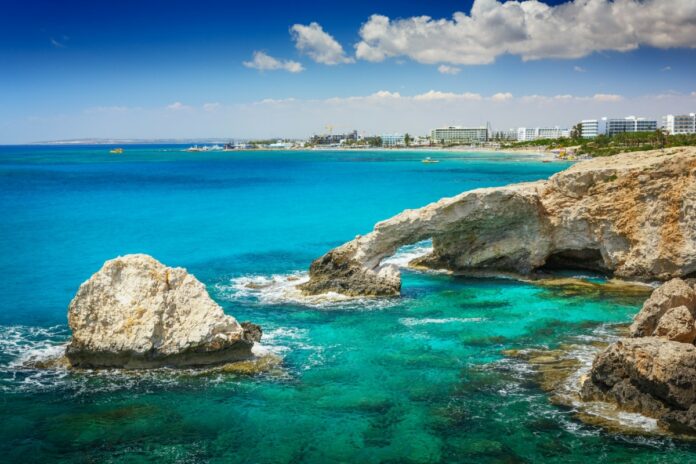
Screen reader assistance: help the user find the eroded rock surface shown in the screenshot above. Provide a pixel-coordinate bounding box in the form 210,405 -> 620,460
66,254 -> 261,368
582,278 -> 696,434
301,148 -> 696,297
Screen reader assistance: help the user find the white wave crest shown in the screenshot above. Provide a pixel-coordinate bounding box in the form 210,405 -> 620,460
0,325 -> 69,367
217,271 -> 398,310
399,317 -> 485,327
382,240 -> 433,267
552,325 -> 660,433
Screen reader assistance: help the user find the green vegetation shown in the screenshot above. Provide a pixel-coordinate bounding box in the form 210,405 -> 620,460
502,130 -> 696,157
365,136 -> 383,147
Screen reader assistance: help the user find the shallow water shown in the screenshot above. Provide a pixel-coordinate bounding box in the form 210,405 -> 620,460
1,146 -> 694,462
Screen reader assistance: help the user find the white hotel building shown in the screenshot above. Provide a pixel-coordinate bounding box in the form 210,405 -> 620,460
516,127 -> 570,142
581,116 -> 657,138
662,113 -> 696,135
431,126 -> 489,144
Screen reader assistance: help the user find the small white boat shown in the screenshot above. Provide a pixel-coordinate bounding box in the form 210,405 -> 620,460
422,157 -> 439,164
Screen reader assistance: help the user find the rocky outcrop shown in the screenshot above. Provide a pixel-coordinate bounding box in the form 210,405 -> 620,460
582,278 -> 696,434
300,148 -> 696,297
629,278 -> 696,337
66,254 -> 261,369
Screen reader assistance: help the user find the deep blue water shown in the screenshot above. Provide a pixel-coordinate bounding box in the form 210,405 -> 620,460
1,145 -> 694,463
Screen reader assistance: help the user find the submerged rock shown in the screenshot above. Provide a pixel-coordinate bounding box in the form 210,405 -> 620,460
301,148 -> 696,297
66,254 -> 262,369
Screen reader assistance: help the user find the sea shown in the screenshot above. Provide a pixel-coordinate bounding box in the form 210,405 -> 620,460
0,145 -> 694,463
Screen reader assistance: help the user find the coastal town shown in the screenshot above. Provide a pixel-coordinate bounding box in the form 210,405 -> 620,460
185,111 -> 696,159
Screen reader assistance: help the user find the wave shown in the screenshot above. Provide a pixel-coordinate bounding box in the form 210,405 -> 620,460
399,317 -> 485,327
0,323 -> 302,395
381,240 -> 433,267
217,272 -> 399,310
548,326 -> 661,434
216,241 -> 434,310
0,324 -> 69,367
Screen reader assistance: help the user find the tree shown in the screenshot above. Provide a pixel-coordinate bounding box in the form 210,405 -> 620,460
654,128 -> 667,150
570,123 -> 583,140
404,133 -> 412,146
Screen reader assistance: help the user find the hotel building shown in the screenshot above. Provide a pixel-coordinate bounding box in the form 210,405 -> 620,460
581,116 -> 657,138
381,133 -> 405,147
431,126 -> 488,145
516,127 -> 570,142
662,113 -> 696,135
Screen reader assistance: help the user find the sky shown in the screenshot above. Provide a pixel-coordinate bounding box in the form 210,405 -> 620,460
1,0 -> 696,143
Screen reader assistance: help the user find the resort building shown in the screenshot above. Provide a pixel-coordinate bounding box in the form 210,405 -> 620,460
431,126 -> 488,145
515,127 -> 569,142
581,119 -> 604,138
310,130 -> 358,146
581,117 -> 657,138
662,113 -> 696,134
491,129 -> 518,141
381,133 -> 405,147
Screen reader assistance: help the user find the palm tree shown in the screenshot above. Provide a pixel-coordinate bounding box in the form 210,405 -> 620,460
404,133 -> 412,146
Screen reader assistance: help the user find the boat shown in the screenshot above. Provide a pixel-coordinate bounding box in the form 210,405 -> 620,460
109,148 -> 123,154
422,157 -> 439,164
185,145 -> 201,152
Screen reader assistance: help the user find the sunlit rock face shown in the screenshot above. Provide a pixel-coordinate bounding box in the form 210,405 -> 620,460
582,278 -> 696,435
301,147 -> 696,297
66,254 -> 261,369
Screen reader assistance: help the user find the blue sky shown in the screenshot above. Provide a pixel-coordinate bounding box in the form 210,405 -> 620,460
1,0 -> 695,143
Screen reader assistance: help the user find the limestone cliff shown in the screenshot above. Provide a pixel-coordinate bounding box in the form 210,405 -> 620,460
301,148 -> 696,297
66,254 -> 261,368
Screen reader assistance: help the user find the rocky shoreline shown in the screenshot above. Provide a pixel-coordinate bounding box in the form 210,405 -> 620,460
300,147 -> 696,297
581,278 -> 696,435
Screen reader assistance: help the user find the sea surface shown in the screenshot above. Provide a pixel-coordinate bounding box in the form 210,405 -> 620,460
1,145 -> 694,463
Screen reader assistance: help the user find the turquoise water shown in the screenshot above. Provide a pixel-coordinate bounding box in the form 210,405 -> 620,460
1,146 -> 694,462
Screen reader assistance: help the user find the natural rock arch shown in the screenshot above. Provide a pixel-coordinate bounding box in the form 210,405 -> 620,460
300,148 -> 696,297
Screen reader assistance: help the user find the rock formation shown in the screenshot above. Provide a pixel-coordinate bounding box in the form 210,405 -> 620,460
300,148 -> 696,297
581,278 -> 696,434
66,254 -> 261,369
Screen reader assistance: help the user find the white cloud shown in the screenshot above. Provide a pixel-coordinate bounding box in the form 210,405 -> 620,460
592,93 -> 623,102
203,102 -> 221,112
290,22 -> 353,65
84,106 -> 131,114
243,51 -> 304,73
50,37 -> 66,48
573,66 -> 587,73
438,64 -> 461,75
166,102 -> 191,111
355,0 -> 696,65
661,66 -> 672,72
490,92 -> 513,102
413,90 -> 482,101
10,90 -> 696,143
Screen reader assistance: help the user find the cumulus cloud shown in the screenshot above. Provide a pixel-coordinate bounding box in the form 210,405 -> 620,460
243,51 -> 304,73
290,22 -> 353,65
490,92 -> 513,102
574,66 -> 587,72
413,90 -> 482,101
354,0 -> 696,65
437,64 -> 461,75
592,93 -> 623,102
166,102 -> 191,111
